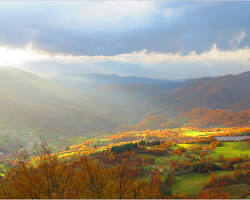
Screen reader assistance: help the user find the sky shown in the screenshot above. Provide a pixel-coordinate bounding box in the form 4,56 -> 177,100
0,1 -> 250,79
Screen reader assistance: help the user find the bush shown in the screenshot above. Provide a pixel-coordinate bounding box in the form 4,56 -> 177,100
111,143 -> 138,154
193,162 -> 222,173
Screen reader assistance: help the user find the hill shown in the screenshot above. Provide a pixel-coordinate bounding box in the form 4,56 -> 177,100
92,71 -> 250,128
47,73 -> 180,121
0,67 -> 122,137
49,73 -> 180,118
51,71 -> 250,116
162,71 -> 250,115
2,68 -> 249,135
177,107 -> 250,127
130,108 -> 250,131
47,71 -> 250,130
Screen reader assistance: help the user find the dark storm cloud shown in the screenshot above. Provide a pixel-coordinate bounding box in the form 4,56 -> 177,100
0,1 -> 249,56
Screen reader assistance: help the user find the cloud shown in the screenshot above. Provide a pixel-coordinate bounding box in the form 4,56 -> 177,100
229,31 -> 247,47
0,1 -> 249,56
103,44 -> 250,66
1,42 -> 250,65
1,41 -> 249,80
74,1 -> 154,27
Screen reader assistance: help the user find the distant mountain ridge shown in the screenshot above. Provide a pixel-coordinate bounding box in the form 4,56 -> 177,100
49,70 -> 250,124
50,72 -> 180,93
61,73 -> 175,84
162,71 -> 250,114
0,67 -> 249,137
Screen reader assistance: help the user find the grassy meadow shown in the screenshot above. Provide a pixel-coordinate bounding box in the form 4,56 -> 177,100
211,142 -> 250,159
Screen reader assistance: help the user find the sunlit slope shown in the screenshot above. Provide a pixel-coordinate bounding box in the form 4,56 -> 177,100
128,108 -> 250,131
0,67 -> 121,135
163,71 -> 250,114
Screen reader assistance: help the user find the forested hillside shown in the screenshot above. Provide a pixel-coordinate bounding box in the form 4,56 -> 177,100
162,71 -> 250,114
128,108 -> 250,131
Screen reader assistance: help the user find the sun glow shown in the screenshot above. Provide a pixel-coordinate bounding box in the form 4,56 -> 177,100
0,45 -> 49,67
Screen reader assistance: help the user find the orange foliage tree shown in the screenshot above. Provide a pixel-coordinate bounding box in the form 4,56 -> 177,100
0,147 -> 164,199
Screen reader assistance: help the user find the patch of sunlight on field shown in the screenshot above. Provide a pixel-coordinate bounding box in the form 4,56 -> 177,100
178,144 -> 193,148
211,141 -> 250,159
181,130 -> 208,136
170,143 -> 194,150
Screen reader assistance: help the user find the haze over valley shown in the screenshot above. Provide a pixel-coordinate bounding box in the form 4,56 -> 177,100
0,67 -> 249,152
0,1 -> 249,199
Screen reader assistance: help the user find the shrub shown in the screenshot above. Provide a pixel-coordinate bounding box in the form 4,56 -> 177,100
111,143 -> 138,154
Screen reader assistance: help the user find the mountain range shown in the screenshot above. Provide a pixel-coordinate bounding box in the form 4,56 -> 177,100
0,67 -> 249,140
47,70 -> 250,130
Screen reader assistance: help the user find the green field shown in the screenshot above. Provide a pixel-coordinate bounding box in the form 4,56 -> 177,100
212,142 -> 250,159
172,171 -> 233,196
140,153 -> 189,166
171,143 -> 194,150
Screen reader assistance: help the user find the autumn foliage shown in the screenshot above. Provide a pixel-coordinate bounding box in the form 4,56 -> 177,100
0,147 -> 164,199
